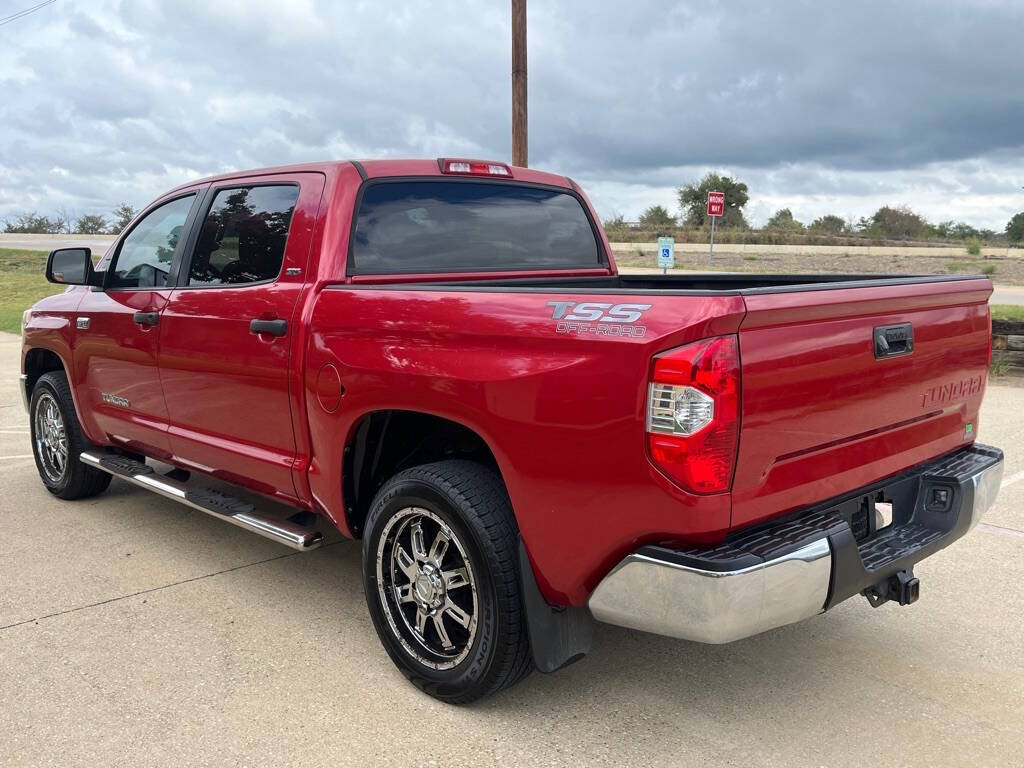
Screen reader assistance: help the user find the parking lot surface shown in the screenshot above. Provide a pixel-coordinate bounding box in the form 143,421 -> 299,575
1,329 -> 1022,767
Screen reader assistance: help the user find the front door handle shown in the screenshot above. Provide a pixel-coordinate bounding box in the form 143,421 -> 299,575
250,318 -> 287,337
133,311 -> 159,327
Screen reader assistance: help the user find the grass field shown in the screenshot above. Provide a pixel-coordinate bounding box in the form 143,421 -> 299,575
0,248 -> 61,334
991,304 -> 1024,323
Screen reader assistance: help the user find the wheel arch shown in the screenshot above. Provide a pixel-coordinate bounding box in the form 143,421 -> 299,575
22,346 -> 98,443
342,408 -> 511,539
23,347 -> 67,394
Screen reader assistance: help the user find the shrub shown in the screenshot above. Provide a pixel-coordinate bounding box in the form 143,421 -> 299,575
1006,212 -> 1024,245
765,208 -> 805,233
808,214 -> 848,236
3,212 -> 64,234
860,205 -> 929,240
75,214 -> 108,234
637,205 -> 676,228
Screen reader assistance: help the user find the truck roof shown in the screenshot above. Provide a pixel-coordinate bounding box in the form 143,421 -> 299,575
171,159 -> 575,193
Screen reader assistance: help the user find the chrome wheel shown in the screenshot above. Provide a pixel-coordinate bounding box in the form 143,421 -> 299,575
376,507 -> 479,670
34,392 -> 68,483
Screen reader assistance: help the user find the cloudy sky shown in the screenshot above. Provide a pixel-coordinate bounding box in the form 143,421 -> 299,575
2,0 -> 1023,230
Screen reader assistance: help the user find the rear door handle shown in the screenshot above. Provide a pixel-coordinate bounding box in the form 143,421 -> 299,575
250,318 -> 287,337
133,311 -> 159,327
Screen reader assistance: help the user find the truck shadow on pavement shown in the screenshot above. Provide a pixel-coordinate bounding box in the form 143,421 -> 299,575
310,533 -> 926,720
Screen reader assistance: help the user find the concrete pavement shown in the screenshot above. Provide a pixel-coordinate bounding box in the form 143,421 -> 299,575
1,330 -> 1022,766
991,284 -> 1024,306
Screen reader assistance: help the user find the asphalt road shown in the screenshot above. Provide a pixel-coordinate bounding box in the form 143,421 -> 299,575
1,330 -> 1022,767
990,283 -> 1024,306
0,234 -> 116,254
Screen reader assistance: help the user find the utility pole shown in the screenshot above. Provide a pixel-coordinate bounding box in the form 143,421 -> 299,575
511,0 -> 527,167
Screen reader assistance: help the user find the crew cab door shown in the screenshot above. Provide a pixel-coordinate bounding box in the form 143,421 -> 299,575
74,191 -> 203,457
157,174 -> 324,503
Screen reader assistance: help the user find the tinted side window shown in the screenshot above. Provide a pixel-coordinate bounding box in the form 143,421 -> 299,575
109,195 -> 195,289
188,185 -> 299,286
350,181 -> 602,274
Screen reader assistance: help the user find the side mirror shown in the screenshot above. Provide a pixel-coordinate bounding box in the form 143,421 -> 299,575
46,248 -> 99,286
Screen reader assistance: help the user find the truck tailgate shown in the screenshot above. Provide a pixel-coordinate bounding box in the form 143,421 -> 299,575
731,277 -> 993,530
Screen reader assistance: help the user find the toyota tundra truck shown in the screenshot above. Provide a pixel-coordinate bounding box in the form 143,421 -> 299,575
20,159 -> 1004,703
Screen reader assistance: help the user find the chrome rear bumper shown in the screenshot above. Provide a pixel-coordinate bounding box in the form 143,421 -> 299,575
589,538 -> 831,644
588,444 -> 1004,644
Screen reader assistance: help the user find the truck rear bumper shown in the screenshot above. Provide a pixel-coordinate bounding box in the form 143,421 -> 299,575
588,443 -> 1004,644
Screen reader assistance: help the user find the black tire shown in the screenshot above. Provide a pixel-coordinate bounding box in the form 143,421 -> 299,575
29,371 -> 111,500
362,460 -> 532,704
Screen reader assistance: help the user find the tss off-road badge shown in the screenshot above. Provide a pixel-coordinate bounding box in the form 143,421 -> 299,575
547,301 -> 652,338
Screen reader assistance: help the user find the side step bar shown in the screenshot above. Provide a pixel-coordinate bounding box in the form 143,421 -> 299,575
80,452 -> 322,551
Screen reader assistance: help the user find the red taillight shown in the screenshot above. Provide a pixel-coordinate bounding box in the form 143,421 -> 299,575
439,158 -> 513,177
646,335 -> 740,494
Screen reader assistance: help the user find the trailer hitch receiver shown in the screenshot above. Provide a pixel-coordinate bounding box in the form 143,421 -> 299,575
863,568 -> 920,608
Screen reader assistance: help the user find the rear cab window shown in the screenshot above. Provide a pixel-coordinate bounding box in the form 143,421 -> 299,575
349,180 -> 605,275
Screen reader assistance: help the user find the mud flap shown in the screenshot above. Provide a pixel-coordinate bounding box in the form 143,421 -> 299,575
518,539 -> 593,673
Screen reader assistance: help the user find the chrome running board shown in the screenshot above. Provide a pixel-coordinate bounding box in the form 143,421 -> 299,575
80,451 -> 322,551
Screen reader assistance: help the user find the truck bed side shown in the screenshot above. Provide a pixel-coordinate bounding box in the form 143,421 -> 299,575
303,285 -> 745,604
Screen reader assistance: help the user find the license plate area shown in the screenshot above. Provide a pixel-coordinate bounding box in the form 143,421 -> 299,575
824,475 -> 920,543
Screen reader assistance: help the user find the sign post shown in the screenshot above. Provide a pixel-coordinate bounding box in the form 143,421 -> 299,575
706,190 -> 725,266
657,236 -> 675,274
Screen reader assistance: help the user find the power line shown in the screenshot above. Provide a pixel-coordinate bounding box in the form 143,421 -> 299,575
0,0 -> 56,27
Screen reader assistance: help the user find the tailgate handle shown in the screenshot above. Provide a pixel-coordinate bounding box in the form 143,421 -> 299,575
874,323 -> 913,359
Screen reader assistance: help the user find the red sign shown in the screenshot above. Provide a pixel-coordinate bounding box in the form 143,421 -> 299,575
707,191 -> 725,218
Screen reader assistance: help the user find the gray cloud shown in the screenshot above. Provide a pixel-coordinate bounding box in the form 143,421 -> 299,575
1,0 -> 1022,229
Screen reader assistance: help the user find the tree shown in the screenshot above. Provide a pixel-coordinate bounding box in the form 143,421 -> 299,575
109,203 -> 138,234
935,220 -> 979,240
2,212 -> 63,234
1007,212 -> 1024,244
602,213 -> 626,229
861,205 -> 929,240
678,172 -> 749,228
75,214 -> 108,234
637,205 -> 676,228
53,206 -> 73,234
808,214 -> 848,236
765,208 -> 805,232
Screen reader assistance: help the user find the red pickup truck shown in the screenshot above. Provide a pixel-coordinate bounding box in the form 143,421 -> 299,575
20,159 -> 1004,703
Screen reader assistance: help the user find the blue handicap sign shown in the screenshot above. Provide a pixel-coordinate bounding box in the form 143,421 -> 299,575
657,236 -> 675,269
